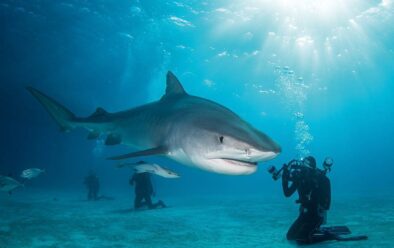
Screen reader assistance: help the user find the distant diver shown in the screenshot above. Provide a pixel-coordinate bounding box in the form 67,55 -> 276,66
27,71 -> 281,176
84,170 -> 100,201
129,171 -> 166,210
268,156 -> 368,244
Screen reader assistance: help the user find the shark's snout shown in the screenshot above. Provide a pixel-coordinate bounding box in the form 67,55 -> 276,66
260,139 -> 281,156
273,142 -> 282,154
247,148 -> 279,163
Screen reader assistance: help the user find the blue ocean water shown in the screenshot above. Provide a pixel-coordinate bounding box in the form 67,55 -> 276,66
1,0 -> 394,247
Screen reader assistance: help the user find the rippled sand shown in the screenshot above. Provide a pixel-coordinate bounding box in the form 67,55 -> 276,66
0,191 -> 392,248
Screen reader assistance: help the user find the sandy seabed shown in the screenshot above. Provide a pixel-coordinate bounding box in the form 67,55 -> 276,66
0,190 -> 393,248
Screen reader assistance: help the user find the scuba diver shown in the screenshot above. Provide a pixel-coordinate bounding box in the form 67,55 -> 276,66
84,170 -> 100,201
282,156 -> 331,243
129,171 -> 166,210
268,156 -> 367,244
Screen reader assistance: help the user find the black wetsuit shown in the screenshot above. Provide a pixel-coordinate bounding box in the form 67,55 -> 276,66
130,172 -> 166,209
282,166 -> 331,243
84,174 -> 100,201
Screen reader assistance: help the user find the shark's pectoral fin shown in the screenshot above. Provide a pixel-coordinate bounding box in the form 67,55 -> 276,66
107,146 -> 168,160
105,134 -> 122,145
87,130 -> 100,140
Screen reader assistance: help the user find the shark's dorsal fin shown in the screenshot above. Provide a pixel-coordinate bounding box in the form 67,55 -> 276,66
105,133 -> 122,145
162,71 -> 187,99
90,107 -> 108,118
107,146 -> 167,160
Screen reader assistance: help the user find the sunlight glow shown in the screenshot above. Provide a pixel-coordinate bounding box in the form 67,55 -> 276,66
209,0 -> 388,70
205,0 -> 392,155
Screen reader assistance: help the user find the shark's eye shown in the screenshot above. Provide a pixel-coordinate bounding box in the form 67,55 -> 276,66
219,136 -> 224,144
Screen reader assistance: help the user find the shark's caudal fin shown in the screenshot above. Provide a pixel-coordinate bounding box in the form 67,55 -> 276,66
26,87 -> 76,132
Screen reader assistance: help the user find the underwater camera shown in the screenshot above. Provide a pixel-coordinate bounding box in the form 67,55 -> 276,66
268,157 -> 334,180
267,159 -> 303,181
267,165 -> 282,181
323,157 -> 334,172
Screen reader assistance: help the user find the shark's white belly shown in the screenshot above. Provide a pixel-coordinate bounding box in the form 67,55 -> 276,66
167,148 -> 195,168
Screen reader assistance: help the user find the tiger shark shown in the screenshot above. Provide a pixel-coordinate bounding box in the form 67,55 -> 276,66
27,71 -> 281,175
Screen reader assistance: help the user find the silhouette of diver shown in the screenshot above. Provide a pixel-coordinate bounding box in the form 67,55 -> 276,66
84,170 -> 100,201
282,156 -> 331,243
129,172 -> 166,210
281,156 -> 367,244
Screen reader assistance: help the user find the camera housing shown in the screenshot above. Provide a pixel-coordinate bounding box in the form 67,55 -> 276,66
268,157 -> 334,181
323,157 -> 333,172
267,165 -> 281,180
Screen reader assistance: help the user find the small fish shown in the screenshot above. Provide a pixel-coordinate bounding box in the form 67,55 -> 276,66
117,161 -> 180,178
0,176 -> 23,194
20,168 -> 45,179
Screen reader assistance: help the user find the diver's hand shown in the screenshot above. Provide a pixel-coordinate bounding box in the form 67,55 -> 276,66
282,163 -> 290,179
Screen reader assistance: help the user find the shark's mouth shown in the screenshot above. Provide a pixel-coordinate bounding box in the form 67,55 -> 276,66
219,158 -> 258,167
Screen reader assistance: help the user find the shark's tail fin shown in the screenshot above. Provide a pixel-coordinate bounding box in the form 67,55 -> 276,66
27,87 -> 76,132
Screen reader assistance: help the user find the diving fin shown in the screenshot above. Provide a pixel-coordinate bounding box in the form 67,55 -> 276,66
319,226 -> 351,235
316,226 -> 367,242
335,235 -> 368,241
107,146 -> 167,160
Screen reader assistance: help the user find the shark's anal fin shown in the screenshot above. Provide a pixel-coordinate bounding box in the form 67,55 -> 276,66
107,146 -> 167,160
105,134 -> 122,145
87,131 -> 100,140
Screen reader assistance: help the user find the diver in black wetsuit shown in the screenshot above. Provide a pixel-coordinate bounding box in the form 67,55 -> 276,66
84,170 -> 100,201
282,156 -> 332,243
268,156 -> 367,244
129,172 -> 166,210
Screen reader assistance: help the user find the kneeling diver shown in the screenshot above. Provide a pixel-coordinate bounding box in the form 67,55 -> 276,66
130,171 -> 166,210
269,156 -> 367,244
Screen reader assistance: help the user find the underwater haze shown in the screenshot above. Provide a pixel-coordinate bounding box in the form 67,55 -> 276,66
1,0 -> 394,247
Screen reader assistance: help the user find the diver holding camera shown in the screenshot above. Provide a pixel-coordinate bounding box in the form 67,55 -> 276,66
268,156 -> 367,244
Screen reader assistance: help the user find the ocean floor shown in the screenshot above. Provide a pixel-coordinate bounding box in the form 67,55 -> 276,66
0,190 -> 393,248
